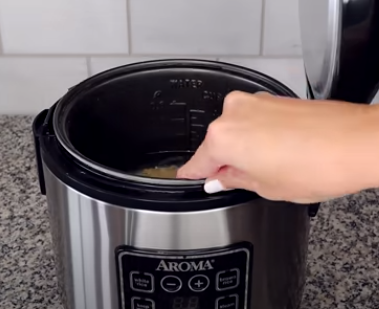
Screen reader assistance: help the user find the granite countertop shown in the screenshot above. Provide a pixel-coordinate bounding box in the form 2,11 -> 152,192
1,115 -> 379,309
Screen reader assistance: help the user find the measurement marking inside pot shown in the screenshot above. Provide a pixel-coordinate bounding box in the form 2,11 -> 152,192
190,131 -> 202,136
169,79 -> 203,89
170,118 -> 185,122
190,109 -> 205,113
170,101 -> 187,106
203,90 -> 223,101
153,90 -> 162,98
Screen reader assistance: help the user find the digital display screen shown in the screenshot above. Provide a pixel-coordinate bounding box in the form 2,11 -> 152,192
171,296 -> 199,309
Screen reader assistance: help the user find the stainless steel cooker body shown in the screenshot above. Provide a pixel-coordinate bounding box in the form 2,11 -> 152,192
42,166 -> 311,309
33,59 -> 319,309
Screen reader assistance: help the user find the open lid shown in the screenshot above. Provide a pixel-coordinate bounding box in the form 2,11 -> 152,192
299,0 -> 379,103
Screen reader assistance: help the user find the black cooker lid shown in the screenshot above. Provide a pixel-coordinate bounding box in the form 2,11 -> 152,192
299,0 -> 379,103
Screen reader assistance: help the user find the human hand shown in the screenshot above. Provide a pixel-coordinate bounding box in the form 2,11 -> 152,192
177,91 -> 377,203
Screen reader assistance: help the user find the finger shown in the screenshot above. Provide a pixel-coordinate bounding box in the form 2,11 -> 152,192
255,187 -> 329,203
222,90 -> 272,112
286,198 -> 325,204
222,91 -> 246,114
176,141 -> 221,179
290,194 -> 348,204
254,91 -> 297,102
221,91 -> 273,117
257,191 -> 345,204
254,91 -> 274,97
204,166 -> 256,194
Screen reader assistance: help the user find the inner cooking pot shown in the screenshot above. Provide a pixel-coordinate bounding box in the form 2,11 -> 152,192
53,59 -> 298,186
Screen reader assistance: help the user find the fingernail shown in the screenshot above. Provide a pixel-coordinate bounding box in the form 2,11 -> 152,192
204,179 -> 225,194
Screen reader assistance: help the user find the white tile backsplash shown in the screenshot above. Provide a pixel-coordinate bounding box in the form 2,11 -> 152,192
263,0 -> 302,55
89,56 -> 217,75
372,90 -> 379,104
218,58 -> 306,98
129,0 -> 262,56
0,57 -> 88,114
0,0 -> 310,113
0,0 -> 129,54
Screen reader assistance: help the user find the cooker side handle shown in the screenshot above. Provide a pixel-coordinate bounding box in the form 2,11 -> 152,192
308,203 -> 320,217
32,109 -> 49,195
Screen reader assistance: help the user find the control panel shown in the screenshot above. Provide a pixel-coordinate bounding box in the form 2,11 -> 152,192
116,242 -> 253,309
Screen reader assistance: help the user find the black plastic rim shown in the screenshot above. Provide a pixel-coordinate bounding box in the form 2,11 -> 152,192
52,59 -> 298,189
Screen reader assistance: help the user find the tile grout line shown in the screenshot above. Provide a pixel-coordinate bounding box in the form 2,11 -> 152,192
0,12 -> 3,54
0,53 -> 303,59
85,57 -> 92,77
126,0 -> 133,54
0,33 -> 3,54
259,0 -> 267,56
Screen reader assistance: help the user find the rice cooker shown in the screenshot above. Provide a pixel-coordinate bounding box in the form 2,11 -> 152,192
33,0 -> 379,308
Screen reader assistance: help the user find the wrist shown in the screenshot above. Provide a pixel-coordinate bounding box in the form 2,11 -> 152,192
342,104 -> 379,192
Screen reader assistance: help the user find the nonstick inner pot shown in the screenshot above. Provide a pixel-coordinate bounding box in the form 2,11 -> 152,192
54,60 -> 297,184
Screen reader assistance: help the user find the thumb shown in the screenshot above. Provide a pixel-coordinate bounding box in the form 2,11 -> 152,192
203,166 -> 256,194
177,141 -> 221,180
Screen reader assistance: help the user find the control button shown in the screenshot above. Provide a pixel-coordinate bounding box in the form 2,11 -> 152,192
216,294 -> 239,309
161,275 -> 182,293
188,274 -> 210,292
216,268 -> 240,291
131,297 -> 155,309
130,271 -> 154,293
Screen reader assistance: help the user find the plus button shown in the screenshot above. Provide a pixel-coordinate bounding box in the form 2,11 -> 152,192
189,275 -> 210,292
194,280 -> 204,288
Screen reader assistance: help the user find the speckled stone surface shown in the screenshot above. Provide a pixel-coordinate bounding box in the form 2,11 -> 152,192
1,115 -> 379,309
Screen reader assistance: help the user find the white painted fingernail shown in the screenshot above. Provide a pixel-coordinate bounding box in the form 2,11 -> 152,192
204,179 -> 225,194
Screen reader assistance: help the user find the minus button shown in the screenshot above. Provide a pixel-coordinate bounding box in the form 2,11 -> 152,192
161,276 -> 182,293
